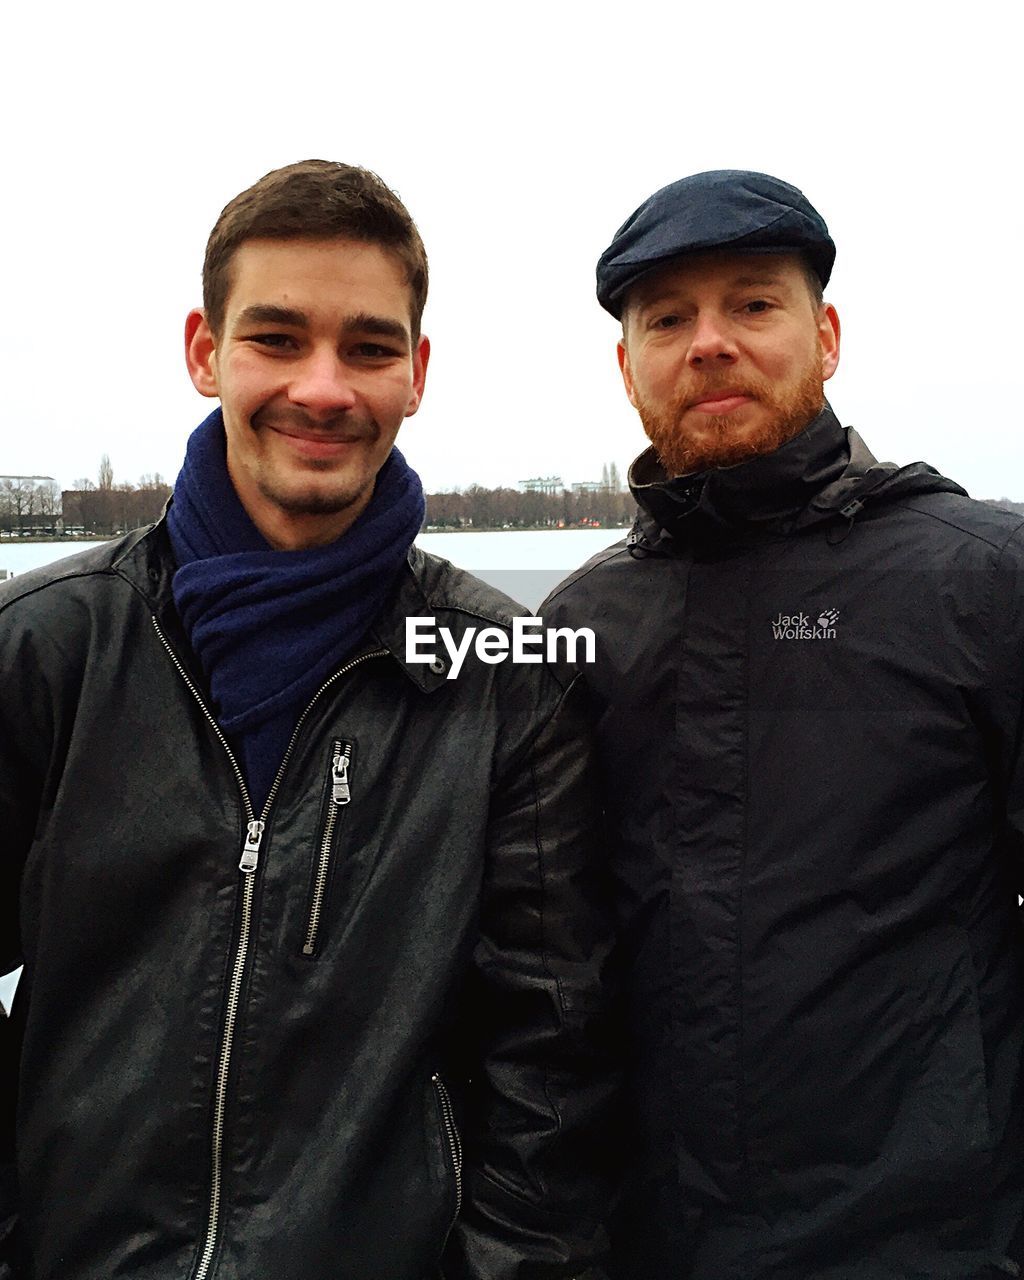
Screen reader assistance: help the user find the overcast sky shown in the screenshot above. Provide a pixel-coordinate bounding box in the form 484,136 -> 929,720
4,1 -> 1021,499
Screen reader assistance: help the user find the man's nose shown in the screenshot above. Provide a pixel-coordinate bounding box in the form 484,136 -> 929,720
288,349 -> 358,414
687,311 -> 738,366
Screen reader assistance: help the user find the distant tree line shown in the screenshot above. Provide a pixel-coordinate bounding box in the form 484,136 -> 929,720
425,483 -> 635,530
1,455 -> 171,537
5,453 -> 636,539
6,452 -> 1021,540
62,453 -> 171,536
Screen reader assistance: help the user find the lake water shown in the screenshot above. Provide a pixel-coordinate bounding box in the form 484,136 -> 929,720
0,527 -> 627,609
0,527 -> 626,1011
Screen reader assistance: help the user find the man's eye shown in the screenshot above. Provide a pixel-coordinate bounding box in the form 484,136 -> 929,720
652,314 -> 680,330
744,300 -> 771,314
354,342 -> 398,358
249,333 -> 295,349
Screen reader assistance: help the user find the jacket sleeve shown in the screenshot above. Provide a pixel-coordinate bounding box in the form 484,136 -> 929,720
0,603 -> 48,1278
988,528 -> 1024,1271
0,741 -> 24,1275
442,672 -> 619,1280
989,526 -> 1024,888
0,1008 -> 22,1280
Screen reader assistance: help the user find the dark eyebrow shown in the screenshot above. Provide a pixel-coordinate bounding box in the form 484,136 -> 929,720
235,304 -> 310,328
345,312 -> 410,344
235,302 -> 308,327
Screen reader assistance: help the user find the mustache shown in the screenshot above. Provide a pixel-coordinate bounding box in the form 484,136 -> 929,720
252,407 -> 378,440
681,377 -> 764,409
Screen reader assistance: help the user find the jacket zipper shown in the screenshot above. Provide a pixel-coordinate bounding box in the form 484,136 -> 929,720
150,617 -> 385,1280
431,1072 -> 463,1221
302,740 -> 353,956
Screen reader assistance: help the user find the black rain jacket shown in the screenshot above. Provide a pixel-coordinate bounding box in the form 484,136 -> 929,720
543,406 -> 1024,1280
0,521 -> 616,1280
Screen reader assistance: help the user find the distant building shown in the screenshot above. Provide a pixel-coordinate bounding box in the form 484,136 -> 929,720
518,476 -> 563,495
571,481 -> 608,494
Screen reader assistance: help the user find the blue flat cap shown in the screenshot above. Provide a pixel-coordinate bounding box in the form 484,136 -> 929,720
596,170 -> 835,318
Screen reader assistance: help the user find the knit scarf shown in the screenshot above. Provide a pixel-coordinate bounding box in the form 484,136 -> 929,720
166,408 -> 424,810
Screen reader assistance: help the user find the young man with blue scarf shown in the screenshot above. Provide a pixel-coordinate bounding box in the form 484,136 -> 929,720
0,161 -> 615,1280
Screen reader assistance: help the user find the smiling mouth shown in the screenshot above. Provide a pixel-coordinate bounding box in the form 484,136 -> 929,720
271,423 -> 370,442
265,421 -> 376,454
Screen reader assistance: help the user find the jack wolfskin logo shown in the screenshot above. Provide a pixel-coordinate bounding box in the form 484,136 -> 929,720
772,609 -> 839,640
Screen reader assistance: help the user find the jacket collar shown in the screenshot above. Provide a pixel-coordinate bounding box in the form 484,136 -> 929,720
629,404 -> 862,545
114,519 -> 451,694
628,403 -> 967,549
367,546 -> 451,692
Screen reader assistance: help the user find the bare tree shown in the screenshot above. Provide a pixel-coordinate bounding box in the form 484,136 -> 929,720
8,478 -> 31,528
36,481 -> 61,518
0,479 -> 14,533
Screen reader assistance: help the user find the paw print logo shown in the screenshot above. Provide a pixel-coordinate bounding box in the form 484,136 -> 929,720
817,608 -> 840,628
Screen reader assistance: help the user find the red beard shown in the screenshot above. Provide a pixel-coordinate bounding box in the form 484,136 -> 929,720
636,361 -> 826,476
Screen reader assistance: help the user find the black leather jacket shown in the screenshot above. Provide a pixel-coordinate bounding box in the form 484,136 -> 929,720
0,521 -> 616,1280
545,408 -> 1024,1279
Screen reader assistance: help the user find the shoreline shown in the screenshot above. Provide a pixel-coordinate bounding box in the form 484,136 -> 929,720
0,534 -> 111,544
422,524 -> 632,534
2,525 -> 634,545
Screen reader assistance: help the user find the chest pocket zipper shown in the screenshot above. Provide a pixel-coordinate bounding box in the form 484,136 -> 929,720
302,739 -> 353,956
432,1072 -> 463,1221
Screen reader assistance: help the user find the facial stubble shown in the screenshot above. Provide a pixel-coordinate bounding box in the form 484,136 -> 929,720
251,407 -> 383,517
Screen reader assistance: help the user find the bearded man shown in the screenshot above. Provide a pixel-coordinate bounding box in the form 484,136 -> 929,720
543,170 -> 1024,1279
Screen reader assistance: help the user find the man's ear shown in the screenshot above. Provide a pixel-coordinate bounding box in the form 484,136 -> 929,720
185,309 -> 220,398
819,303 -> 841,382
404,335 -> 431,418
618,339 -> 639,408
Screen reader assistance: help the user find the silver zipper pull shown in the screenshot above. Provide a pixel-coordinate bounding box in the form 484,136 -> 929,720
332,752 -> 351,805
239,819 -> 265,872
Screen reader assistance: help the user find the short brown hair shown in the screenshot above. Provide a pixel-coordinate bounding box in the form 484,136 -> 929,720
203,159 -> 429,339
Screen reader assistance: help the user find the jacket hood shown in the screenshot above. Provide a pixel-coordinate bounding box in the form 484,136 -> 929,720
628,404 -> 966,549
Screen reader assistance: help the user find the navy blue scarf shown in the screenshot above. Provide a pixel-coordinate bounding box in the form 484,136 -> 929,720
166,409 -> 424,811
